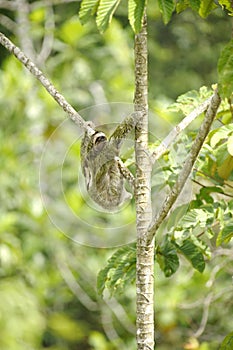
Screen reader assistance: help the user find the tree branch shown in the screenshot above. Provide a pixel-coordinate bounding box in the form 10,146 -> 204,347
0,0 -> 17,10
0,14 -> 17,32
146,89 -> 221,245
0,32 -> 94,134
57,259 -> 98,312
16,0 -> 36,61
37,4 -> 55,65
30,0 -> 77,10
151,95 -> 213,163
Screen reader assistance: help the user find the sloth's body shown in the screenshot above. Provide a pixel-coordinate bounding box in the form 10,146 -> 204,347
81,122 -> 132,210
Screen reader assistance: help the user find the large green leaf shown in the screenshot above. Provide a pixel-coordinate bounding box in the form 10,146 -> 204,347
218,40 -> 233,98
158,0 -> 175,24
175,239 -> 205,272
96,0 -> 121,33
219,331 -> 233,350
199,0 -> 217,18
156,239 -> 179,277
79,0 -> 99,24
128,0 -> 145,33
97,244 -> 136,296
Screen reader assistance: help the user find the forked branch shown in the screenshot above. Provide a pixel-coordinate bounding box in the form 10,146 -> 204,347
146,89 -> 221,245
151,95 -> 214,163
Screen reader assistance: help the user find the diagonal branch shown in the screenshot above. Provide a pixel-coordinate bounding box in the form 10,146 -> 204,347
0,32 -> 94,134
146,89 -> 221,245
151,95 -> 214,163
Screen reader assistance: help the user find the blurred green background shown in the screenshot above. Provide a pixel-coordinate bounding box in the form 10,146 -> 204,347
0,1 -> 232,349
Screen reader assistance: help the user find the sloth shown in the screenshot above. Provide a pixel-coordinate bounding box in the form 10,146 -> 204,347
80,116 -> 136,210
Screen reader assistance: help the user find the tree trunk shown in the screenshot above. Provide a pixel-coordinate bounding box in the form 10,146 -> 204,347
134,14 -> 155,350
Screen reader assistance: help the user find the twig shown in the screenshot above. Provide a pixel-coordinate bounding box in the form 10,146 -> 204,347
151,95 -> 213,163
16,0 -> 36,61
37,4 -> 55,65
0,0 -> 17,10
193,292 -> 213,338
146,89 -> 221,245
192,179 -> 233,198
104,297 -> 136,334
212,247 -> 233,258
194,168 -> 233,189
57,259 -> 98,311
30,0 -> 77,10
0,14 -> 17,32
0,32 -> 94,134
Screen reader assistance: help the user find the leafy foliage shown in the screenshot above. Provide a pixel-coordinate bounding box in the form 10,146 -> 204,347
168,86 -> 213,115
219,0 -> 233,15
174,239 -> 205,272
79,0 -> 227,33
156,238 -> 179,277
199,0 -> 217,18
197,124 -> 233,181
176,0 -> 201,13
96,0 -> 121,33
79,0 -> 99,25
219,331 -> 233,350
128,0 -> 145,33
0,1 -> 233,349
97,244 -> 137,296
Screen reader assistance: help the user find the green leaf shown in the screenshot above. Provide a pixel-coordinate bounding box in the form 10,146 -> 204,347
176,0 -> 200,13
176,0 -> 189,14
96,0 -> 121,33
219,331 -> 233,350
97,244 -> 136,296
175,239 -> 205,272
219,1 -> 233,15
79,0 -> 99,24
198,187 -> 223,204
199,0 -> 217,18
217,224 -> 233,246
218,40 -> 233,98
156,239 -> 179,277
189,0 -> 201,12
158,0 -> 175,24
128,0 -> 145,33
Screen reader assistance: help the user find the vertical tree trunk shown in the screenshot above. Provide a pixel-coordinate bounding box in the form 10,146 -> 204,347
134,14 -> 155,350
